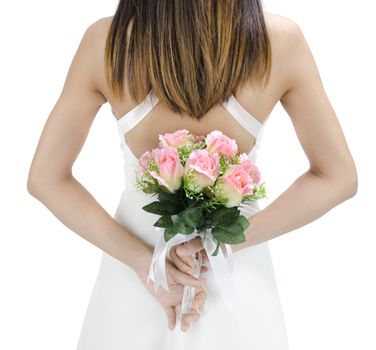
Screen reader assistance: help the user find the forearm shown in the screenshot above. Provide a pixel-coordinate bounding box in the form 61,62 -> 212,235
28,176 -> 152,274
232,169 -> 356,252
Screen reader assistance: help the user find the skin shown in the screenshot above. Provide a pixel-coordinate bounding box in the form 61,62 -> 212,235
27,12 -> 358,333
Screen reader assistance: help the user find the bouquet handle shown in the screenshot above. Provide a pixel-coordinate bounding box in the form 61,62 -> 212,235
147,228 -> 239,319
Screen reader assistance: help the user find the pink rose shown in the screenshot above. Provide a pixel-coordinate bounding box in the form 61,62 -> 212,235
149,147 -> 185,193
137,150 -> 154,176
184,149 -> 220,192
214,165 -> 254,207
237,153 -> 261,184
238,153 -> 249,163
205,130 -> 238,158
158,129 -> 196,149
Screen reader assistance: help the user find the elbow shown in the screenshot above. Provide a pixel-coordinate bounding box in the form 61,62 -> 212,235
27,174 -> 42,197
343,160 -> 359,199
344,173 -> 358,199
27,161 -> 43,196
337,166 -> 358,201
27,169 -> 72,197
27,170 -> 50,197
311,163 -> 358,201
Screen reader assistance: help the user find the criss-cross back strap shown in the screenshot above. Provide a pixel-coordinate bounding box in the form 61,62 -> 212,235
222,94 -> 263,139
111,89 -> 160,134
111,90 -> 265,163
112,90 -> 263,138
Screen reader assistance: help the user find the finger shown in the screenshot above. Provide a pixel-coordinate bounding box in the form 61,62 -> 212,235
179,253 -> 195,269
177,237 -> 203,256
182,251 -> 208,274
170,266 -> 206,288
172,244 -> 204,277
193,285 -> 205,293
200,265 -> 209,273
201,250 -> 209,264
172,244 -> 196,269
191,288 -> 207,311
170,246 -> 194,274
181,310 -> 201,332
164,306 -> 176,331
178,242 -> 208,268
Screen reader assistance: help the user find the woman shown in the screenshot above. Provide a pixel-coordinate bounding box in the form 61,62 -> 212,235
27,1 -> 358,349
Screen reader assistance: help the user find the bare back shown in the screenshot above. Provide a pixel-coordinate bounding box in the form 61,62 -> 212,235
96,12 -> 289,160
29,11 -> 356,185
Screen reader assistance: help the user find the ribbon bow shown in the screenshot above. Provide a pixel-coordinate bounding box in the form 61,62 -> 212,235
147,226 -> 239,320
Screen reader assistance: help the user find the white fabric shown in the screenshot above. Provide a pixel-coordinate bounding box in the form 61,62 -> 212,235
76,94 -> 289,350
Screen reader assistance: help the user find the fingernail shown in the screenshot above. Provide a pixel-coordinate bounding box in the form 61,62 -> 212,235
183,321 -> 192,331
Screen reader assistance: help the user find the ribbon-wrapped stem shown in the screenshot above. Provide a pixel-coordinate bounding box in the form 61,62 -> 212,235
147,227 -> 238,321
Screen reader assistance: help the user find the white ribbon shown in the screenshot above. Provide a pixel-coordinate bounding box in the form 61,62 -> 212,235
147,226 -> 239,320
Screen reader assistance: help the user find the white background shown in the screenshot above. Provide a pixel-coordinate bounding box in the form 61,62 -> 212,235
1,1 -> 375,349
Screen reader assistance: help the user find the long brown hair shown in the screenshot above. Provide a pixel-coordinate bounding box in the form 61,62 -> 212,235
104,0 -> 272,120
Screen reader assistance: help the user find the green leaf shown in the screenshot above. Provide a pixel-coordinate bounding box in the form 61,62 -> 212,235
159,200 -> 182,214
236,215 -> 250,231
142,201 -> 169,215
164,213 -> 196,239
211,206 -> 240,226
219,223 -> 243,236
211,225 -> 246,244
178,206 -> 203,229
153,215 -> 173,228
158,190 -> 185,208
164,227 -> 177,241
169,216 -> 194,235
142,200 -> 180,215
172,217 -> 188,234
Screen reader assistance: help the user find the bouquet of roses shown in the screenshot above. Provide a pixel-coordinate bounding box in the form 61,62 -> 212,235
134,129 -> 266,314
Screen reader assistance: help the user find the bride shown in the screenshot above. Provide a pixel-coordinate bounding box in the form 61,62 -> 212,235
27,1 -> 358,348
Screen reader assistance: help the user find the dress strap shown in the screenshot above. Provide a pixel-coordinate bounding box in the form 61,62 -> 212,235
113,89 -> 160,134
222,94 -> 263,139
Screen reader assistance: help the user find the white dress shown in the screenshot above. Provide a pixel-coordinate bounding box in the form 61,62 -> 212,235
76,90 -> 290,350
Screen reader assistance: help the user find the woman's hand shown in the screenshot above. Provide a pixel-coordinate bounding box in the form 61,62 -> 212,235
169,236 -> 229,331
135,246 -> 207,332
170,236 -> 228,274
176,284 -> 207,332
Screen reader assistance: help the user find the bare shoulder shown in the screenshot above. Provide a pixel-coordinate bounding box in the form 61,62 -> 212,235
264,12 -> 315,97
86,15 -> 114,31
82,16 -> 113,50
263,11 -> 307,66
264,11 -> 303,40
76,16 -> 115,98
